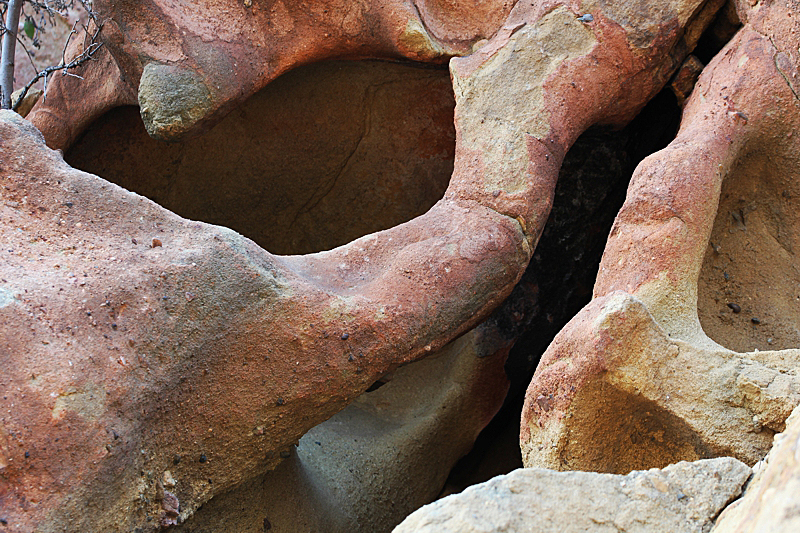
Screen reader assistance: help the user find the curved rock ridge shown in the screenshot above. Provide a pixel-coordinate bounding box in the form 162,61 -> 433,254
0,110 -> 519,531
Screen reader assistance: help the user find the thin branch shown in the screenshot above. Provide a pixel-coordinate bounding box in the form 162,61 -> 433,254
11,15 -> 102,111
16,29 -> 40,74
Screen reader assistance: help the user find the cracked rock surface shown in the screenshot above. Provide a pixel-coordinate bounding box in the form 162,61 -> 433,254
712,403 -> 800,532
394,457 -> 751,533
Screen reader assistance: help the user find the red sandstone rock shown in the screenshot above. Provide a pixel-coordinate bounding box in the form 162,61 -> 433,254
64,59 -> 457,256
0,111 -> 523,531
26,0 -> 515,150
522,0 -> 800,474
2,0 -> 723,530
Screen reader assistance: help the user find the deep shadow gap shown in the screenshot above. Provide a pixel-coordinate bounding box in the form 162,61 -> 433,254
66,59 -> 456,256
439,86 -> 683,495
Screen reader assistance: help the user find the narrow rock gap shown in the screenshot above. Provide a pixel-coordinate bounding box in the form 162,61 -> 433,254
439,86 -> 683,495
439,4 -> 744,496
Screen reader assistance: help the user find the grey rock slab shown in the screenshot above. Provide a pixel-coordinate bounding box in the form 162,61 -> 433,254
394,457 -> 751,533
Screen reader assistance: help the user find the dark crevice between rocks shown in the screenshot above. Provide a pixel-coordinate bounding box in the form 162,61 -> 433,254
439,86 -> 682,495
692,0 -> 742,65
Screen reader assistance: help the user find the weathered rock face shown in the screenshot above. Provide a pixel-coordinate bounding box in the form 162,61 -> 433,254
712,403 -> 800,533
522,0 -> 800,474
523,292 -> 800,473
26,0 -> 516,150
394,457 -> 751,533
0,112 -> 518,532
2,0 -> 730,530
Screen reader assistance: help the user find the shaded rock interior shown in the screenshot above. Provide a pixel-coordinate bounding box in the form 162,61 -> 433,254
67,60 -> 457,255
549,379 -> 716,474
698,150 -> 800,352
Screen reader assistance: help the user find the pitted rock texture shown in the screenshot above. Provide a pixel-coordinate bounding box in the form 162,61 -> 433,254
522,0 -> 800,474
393,457 -> 751,533
138,63 -> 214,142
0,108 -> 524,532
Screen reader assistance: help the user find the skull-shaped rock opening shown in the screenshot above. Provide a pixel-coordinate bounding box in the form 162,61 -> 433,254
65,60 -> 457,255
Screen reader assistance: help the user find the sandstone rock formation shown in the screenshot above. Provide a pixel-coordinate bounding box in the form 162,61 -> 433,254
1,0 -> 766,531
522,0 -> 800,474
394,457 -> 751,533
26,0 -> 516,150
172,328 -> 510,533
712,403 -> 800,532
0,108 -> 519,531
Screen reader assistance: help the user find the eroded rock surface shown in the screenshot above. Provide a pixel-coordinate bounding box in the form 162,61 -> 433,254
2,0 -> 728,530
0,112 -> 523,532
26,0 -> 515,150
712,403 -> 800,533
522,0 -> 800,474
394,457 -> 751,533
523,292 -> 800,473
173,328 -> 510,533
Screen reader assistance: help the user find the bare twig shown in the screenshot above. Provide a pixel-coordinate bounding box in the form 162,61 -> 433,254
16,30 -> 40,73
2,1 -> 99,109
11,14 -> 102,111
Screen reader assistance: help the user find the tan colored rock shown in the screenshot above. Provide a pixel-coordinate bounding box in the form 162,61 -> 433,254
712,403 -> 800,533
10,87 -> 42,118
522,0 -> 800,474
394,457 -> 751,533
523,292 -> 800,473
